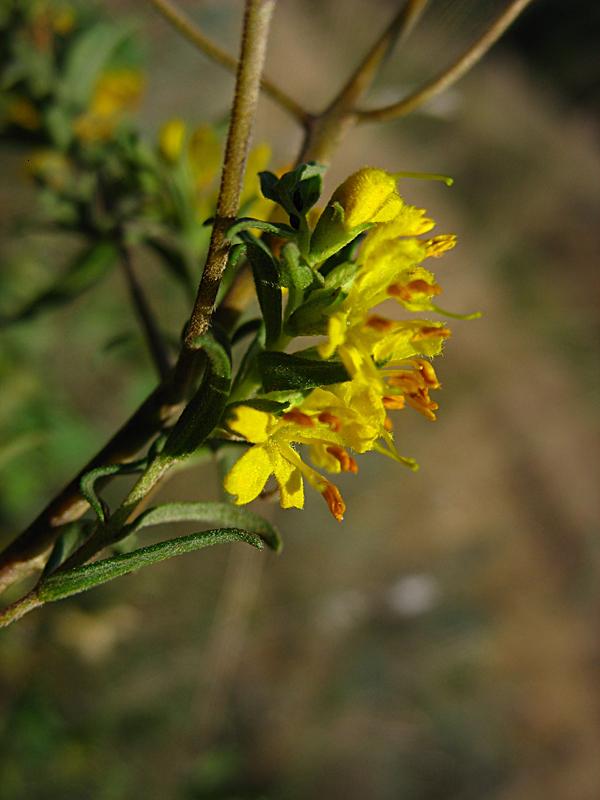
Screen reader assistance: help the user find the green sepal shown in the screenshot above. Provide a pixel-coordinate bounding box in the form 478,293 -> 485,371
121,501 -> 282,553
244,235 -> 282,347
279,242 -> 315,318
37,528 -> 263,603
309,202 -> 370,265
2,241 -> 118,325
162,332 -> 232,458
257,351 -> 349,392
285,286 -> 345,336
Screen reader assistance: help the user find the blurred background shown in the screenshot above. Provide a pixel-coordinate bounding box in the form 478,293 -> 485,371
1,1 -> 599,798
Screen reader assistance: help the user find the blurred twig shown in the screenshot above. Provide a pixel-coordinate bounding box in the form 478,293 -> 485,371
149,0 -> 310,124
119,244 -> 171,380
357,0 -> 536,123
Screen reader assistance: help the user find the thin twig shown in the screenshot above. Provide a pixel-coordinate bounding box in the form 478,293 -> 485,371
119,244 -> 171,380
149,0 -> 309,124
356,0 -> 536,123
299,0 -> 428,163
183,0 -> 276,348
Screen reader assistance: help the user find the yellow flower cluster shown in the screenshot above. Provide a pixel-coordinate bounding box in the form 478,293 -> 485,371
225,168 -> 469,521
158,119 -> 272,221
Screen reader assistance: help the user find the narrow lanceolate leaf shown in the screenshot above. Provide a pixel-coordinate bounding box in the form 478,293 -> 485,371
37,528 -> 263,602
59,22 -> 134,107
226,218 -> 295,241
257,351 -> 349,392
162,332 -> 232,458
244,237 -> 282,347
122,501 -> 282,552
2,241 -> 118,325
80,460 -> 146,523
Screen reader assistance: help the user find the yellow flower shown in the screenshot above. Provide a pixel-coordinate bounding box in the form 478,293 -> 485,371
310,167 -> 404,262
74,69 -> 144,142
26,149 -> 71,189
331,167 -> 403,228
158,118 -> 186,163
224,406 -> 347,521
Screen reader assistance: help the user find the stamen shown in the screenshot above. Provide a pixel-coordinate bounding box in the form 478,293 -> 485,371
283,409 -> 315,427
425,234 -> 457,257
388,279 -> 442,302
322,483 -> 346,522
326,445 -> 358,473
413,359 -> 440,388
384,416 -> 394,431
318,411 -> 342,432
413,325 -> 452,340
383,395 -> 406,410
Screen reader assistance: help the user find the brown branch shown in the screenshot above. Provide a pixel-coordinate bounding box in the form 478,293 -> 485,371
299,0 -> 428,164
356,0 -> 536,123
149,0 -> 309,125
183,0 -> 276,348
119,244 -> 171,381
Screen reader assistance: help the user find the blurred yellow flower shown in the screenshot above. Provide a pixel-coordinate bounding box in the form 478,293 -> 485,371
74,69 -> 144,142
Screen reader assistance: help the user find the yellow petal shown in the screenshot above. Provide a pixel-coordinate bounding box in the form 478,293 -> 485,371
269,443 -> 304,509
228,406 -> 272,443
223,445 -> 272,505
332,168 -> 401,229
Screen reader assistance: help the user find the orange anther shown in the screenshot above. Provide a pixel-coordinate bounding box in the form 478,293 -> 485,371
322,483 -> 346,522
326,445 -> 358,474
365,314 -> 394,332
283,409 -> 315,427
382,395 -> 406,410
318,411 -> 342,432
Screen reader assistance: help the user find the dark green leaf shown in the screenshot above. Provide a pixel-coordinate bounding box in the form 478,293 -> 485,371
38,528 -> 263,602
245,238 -> 282,347
162,332 -> 232,458
122,501 -> 282,552
80,460 -> 146,523
257,351 -> 349,392
226,217 -> 295,241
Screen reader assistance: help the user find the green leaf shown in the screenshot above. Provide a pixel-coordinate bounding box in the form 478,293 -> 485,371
258,162 -> 326,220
2,241 -> 118,325
59,22 -> 134,108
279,242 -> 315,320
122,501 -> 282,552
80,460 -> 146,523
162,332 -> 232,458
226,218 -> 295,241
38,528 -> 263,602
257,351 -> 349,392
244,237 -> 282,348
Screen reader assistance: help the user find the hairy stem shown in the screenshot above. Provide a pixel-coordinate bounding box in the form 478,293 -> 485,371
149,0 -> 308,124
183,0 -> 276,348
356,0 -> 536,123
